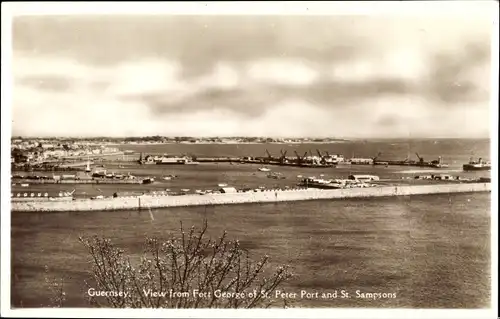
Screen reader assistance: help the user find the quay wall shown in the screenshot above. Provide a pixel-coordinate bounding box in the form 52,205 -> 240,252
11,183 -> 491,212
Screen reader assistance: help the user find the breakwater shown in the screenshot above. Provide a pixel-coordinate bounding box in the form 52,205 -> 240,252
11,182 -> 491,212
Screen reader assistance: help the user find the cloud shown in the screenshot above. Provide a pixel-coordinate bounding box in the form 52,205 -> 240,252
106,60 -> 183,96
10,15 -> 493,138
245,59 -> 320,86
330,48 -> 430,83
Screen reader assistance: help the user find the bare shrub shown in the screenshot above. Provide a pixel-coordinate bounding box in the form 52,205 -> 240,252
44,265 -> 66,307
78,220 -> 293,308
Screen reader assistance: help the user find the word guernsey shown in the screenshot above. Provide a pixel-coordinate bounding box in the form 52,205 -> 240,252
87,288 -> 131,298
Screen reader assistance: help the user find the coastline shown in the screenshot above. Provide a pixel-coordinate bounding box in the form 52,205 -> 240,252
11,182 -> 491,213
107,141 -> 349,146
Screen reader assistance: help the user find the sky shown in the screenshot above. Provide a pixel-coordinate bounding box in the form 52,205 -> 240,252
10,8 -> 496,138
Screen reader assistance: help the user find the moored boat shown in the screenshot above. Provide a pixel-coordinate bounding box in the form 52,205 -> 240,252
463,158 -> 491,171
142,177 -> 155,184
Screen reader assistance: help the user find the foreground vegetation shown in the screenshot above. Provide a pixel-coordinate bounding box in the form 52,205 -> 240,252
48,221 -> 293,308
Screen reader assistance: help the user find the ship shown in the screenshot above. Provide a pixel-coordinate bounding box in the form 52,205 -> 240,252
142,177 -> 155,184
267,172 -> 285,179
463,158 -> 491,171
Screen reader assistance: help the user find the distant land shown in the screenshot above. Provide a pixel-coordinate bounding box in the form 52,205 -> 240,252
11,136 -> 351,144
10,136 -> 490,145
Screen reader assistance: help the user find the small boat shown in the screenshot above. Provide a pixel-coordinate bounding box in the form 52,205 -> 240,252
267,172 -> 285,179
258,167 -> 271,172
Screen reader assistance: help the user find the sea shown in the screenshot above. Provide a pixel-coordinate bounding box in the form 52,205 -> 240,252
10,139 -> 492,308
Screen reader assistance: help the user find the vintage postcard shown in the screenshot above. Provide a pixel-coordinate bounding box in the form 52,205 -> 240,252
1,2 -> 498,318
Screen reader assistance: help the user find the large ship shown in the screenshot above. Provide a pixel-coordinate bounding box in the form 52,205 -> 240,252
463,158 -> 491,171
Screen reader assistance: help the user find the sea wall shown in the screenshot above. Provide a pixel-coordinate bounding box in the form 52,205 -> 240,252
11,183 -> 491,212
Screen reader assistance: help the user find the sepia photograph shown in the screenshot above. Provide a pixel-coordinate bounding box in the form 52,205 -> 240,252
1,2 -> 498,318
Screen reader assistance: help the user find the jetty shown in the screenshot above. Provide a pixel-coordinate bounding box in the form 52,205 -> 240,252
11,182 -> 491,212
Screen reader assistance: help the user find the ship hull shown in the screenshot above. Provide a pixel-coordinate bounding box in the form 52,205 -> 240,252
463,164 -> 491,171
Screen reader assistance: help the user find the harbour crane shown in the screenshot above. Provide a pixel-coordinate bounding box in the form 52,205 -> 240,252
279,150 -> 288,164
316,149 -> 331,165
265,149 -> 273,162
294,151 -> 308,166
415,153 -> 425,164
373,152 -> 392,166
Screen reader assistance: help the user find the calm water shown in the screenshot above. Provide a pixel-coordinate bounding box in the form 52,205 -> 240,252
10,139 -> 492,308
11,193 -> 491,308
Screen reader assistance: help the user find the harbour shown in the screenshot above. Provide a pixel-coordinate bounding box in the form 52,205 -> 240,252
6,6 -> 495,314
11,139 -> 492,210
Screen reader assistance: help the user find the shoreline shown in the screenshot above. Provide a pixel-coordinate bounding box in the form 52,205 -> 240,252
11,182 -> 491,213
108,141 -> 350,146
